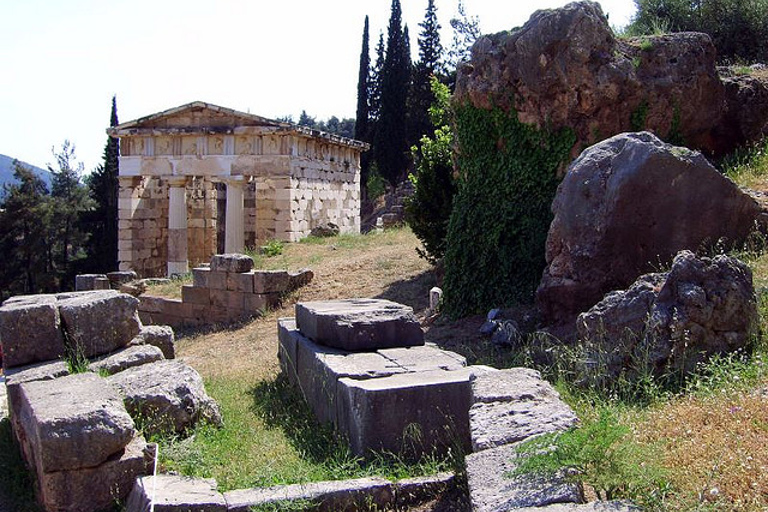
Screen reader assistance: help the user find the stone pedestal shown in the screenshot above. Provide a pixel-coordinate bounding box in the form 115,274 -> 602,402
223,176 -> 246,254
167,177 -> 189,276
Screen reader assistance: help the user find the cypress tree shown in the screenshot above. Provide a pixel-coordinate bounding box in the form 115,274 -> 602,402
355,16 -> 372,200
409,0 -> 444,148
85,96 -> 120,273
375,0 -> 412,188
369,32 -> 385,126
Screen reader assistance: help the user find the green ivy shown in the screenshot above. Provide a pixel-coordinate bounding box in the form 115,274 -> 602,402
441,103 -> 575,318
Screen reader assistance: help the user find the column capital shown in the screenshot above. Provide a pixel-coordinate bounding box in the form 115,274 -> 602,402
165,176 -> 189,188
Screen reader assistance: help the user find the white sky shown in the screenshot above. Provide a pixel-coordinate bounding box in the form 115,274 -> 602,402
0,0 -> 636,172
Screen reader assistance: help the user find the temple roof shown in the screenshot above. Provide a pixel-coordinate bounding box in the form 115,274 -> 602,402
108,101 -> 368,150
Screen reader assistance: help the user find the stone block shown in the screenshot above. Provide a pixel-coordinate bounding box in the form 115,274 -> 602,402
5,360 -> 71,438
107,270 -> 139,286
470,368 -> 578,451
182,285 -> 210,305
126,474 -> 227,512
377,344 -> 466,373
243,293 -> 274,314
75,274 -> 108,291
207,270 -> 228,290
514,503 -> 641,511
0,295 -> 65,369
277,318 -> 300,387
209,289 -> 244,312
41,435 -> 150,512
253,270 -> 290,293
192,267 -> 210,288
292,324 -> 406,426
130,325 -> 175,359
466,443 -> 583,512
18,373 -> 135,473
224,476 -> 394,512
227,271 -> 254,293
94,277 -> 112,290
58,290 -> 141,358
210,253 -> 254,273
336,369 -> 473,457
295,299 -> 424,351
288,268 -> 314,290
138,295 -> 166,313
108,360 -> 222,437
89,344 -> 165,376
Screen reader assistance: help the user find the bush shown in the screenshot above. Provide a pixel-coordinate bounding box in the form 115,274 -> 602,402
405,78 -> 457,264
628,0 -> 768,63
441,104 -> 575,318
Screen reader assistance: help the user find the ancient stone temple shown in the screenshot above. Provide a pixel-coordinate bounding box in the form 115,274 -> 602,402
108,102 -> 367,277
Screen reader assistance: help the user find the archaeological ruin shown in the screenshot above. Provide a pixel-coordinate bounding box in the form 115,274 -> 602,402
108,102 -> 368,277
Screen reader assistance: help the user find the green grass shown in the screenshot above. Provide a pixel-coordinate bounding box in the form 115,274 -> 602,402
158,373 -> 454,492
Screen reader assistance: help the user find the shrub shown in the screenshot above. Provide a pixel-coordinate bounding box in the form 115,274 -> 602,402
405,77 -> 457,264
441,103 -> 575,318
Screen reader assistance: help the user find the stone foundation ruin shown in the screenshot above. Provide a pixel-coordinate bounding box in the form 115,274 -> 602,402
108,102 -> 368,277
0,290 -> 220,511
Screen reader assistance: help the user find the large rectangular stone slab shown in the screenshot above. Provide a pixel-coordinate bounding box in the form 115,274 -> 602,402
125,474 -> 227,512
57,290 -> 141,358
295,298 -> 424,351
377,344 -> 467,372
210,253 -> 253,273
19,373 -> 135,473
5,360 -> 71,442
224,476 -> 394,512
336,369 -> 473,457
466,443 -> 584,512
253,270 -> 291,293
41,435 -> 150,512
469,368 -> 578,451
89,344 -> 165,376
293,324 -> 407,426
0,295 -> 65,369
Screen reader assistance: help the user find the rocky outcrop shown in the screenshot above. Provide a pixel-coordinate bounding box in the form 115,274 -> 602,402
576,250 -> 757,382
718,67 -> 768,151
454,1 -> 765,158
536,132 -> 765,326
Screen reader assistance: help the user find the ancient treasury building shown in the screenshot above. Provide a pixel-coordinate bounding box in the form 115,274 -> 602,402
109,102 -> 367,277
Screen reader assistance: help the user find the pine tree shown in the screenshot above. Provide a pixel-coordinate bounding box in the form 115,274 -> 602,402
49,141 -> 93,289
409,0 -> 445,149
375,0 -> 413,188
85,95 -> 120,273
446,0 -> 481,72
0,162 -> 54,298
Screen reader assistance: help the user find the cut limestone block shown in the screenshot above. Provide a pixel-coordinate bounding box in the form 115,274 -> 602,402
192,267 -> 210,288
125,474 -> 227,512
57,290 -> 141,358
5,360 -> 71,437
378,344 -> 466,373
336,368 -> 473,457
0,295 -> 65,369
277,317 -> 301,387
40,435 -> 150,512
210,253 -> 254,273
181,285 -> 211,305
515,502 -> 641,511
253,270 -> 291,294
224,476 -> 394,512
89,344 -> 165,376
75,274 -> 107,291
107,270 -> 139,287
130,324 -> 176,359
108,360 -> 222,436
288,268 -> 315,290
18,372 -> 135,473
291,323 -> 407,426
469,368 -> 578,451
466,443 -> 584,512
295,299 -> 424,351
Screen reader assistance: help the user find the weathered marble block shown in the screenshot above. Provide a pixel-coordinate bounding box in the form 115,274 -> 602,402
0,295 -> 65,369
295,299 -> 424,351
210,253 -> 254,273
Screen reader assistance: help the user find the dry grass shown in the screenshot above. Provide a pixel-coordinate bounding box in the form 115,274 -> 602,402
636,385 -> 768,511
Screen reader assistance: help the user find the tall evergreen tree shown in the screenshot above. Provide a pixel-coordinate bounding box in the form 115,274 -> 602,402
409,0 -> 445,149
49,141 -> 93,288
355,16 -> 373,200
369,33 -> 386,125
0,162 -> 54,298
85,95 -> 120,273
375,0 -> 412,188
446,0 -> 481,72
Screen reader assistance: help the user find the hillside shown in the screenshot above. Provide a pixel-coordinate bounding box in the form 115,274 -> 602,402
0,154 -> 51,192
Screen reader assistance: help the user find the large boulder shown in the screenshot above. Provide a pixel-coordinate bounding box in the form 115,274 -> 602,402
454,1 -> 748,157
108,360 -> 222,436
537,132 -> 765,327
577,250 -> 757,382
718,67 -> 768,151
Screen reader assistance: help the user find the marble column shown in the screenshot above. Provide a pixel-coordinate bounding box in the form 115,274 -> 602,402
167,176 -> 189,276
223,176 -> 246,254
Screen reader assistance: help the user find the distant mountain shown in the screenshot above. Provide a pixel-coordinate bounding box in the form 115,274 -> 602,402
0,154 -> 52,193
